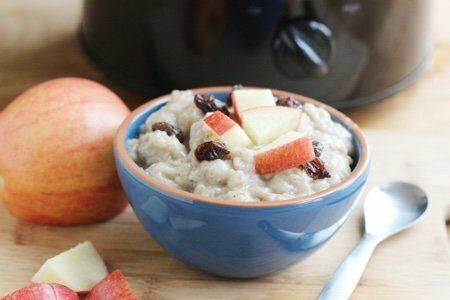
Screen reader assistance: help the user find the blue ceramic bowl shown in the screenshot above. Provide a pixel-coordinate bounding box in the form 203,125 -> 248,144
114,87 -> 370,278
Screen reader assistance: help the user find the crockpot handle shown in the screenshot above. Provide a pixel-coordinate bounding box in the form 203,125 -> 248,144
278,20 -> 334,77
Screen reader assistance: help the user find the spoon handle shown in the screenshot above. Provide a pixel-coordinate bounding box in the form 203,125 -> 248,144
318,233 -> 381,300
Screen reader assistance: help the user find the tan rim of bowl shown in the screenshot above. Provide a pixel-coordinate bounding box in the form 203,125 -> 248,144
115,86 -> 369,207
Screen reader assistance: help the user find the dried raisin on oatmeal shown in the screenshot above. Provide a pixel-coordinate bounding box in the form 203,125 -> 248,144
300,158 -> 331,180
194,94 -> 230,116
152,122 -> 184,142
195,141 -> 230,161
312,140 -> 323,157
276,96 -> 302,109
226,84 -> 243,107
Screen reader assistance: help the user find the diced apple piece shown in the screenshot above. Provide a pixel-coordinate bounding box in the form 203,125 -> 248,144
204,111 -> 235,136
241,106 -> 301,145
220,126 -> 253,148
32,241 -> 108,292
232,89 -> 275,123
1,283 -> 78,300
254,131 -> 315,174
204,111 -> 253,147
86,270 -> 137,300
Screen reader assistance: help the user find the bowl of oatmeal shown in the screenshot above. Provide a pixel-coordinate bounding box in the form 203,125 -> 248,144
114,86 -> 369,278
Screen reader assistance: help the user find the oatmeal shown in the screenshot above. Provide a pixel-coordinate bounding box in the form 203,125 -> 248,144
128,89 -> 354,202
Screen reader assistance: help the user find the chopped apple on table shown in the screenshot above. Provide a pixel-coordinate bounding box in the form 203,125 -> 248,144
204,111 -> 253,147
86,270 -> 137,300
241,106 -> 302,146
32,241 -> 108,293
254,131 -> 315,174
232,89 -> 275,123
1,283 -> 78,300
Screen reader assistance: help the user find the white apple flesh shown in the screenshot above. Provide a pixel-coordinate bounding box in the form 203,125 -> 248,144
232,89 -> 275,123
241,106 -> 302,146
32,241 -> 108,292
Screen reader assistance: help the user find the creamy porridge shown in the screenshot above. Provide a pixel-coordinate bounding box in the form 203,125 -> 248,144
128,88 -> 354,202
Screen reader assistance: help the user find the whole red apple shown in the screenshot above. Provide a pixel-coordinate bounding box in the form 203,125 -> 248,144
0,78 -> 130,225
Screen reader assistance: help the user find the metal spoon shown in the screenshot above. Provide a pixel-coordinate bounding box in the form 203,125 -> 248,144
318,181 -> 429,300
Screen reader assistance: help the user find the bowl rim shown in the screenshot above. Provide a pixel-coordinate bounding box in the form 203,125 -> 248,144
115,86 -> 369,207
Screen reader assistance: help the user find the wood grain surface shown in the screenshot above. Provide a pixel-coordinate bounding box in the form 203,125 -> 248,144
0,1 -> 449,299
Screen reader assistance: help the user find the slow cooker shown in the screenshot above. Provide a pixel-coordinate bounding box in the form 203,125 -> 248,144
80,0 -> 432,108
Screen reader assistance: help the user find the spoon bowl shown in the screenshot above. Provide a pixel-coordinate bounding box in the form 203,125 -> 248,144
364,181 -> 428,238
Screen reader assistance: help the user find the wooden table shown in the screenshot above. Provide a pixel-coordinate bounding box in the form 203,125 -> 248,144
0,1 -> 449,299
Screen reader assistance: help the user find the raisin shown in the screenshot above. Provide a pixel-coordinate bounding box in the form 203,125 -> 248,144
219,106 -> 231,116
194,94 -> 230,116
300,158 -> 331,180
195,141 -> 230,161
276,96 -> 302,109
226,84 -> 243,107
312,140 -> 323,157
152,122 -> 184,142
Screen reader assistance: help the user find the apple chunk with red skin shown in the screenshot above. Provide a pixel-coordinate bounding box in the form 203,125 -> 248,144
0,78 -> 129,225
241,106 -> 302,146
204,111 -> 253,147
86,270 -> 137,300
254,131 -> 315,174
1,283 -> 78,300
32,241 -> 108,292
232,89 -> 275,123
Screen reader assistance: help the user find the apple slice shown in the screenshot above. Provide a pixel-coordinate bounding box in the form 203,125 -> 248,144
241,106 -> 301,145
232,89 -> 275,123
204,111 -> 253,147
32,241 -> 108,292
254,131 -> 315,174
1,283 -> 78,300
86,270 -> 137,300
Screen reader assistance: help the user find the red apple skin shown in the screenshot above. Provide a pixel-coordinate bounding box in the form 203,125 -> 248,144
231,93 -> 243,124
254,136 -> 315,174
0,78 -> 130,225
1,283 -> 78,300
204,111 -> 235,135
86,270 -> 137,300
